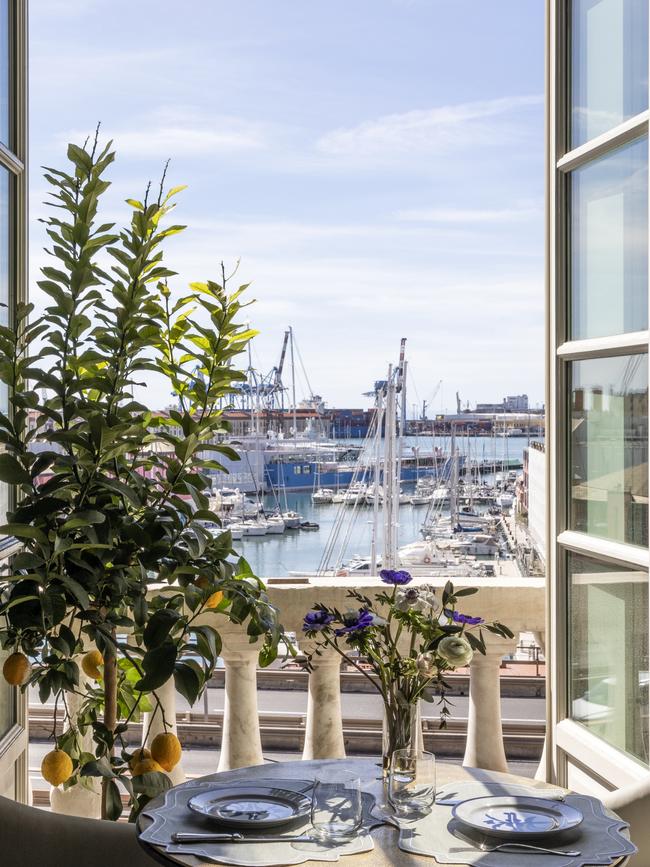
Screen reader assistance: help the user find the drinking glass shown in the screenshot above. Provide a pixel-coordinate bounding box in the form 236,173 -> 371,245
388,748 -> 436,818
310,771 -> 362,841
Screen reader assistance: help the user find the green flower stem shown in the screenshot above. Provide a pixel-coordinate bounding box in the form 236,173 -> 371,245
320,634 -> 389,704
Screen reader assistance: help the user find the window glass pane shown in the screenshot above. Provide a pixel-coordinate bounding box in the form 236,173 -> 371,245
0,167 -> 8,525
0,648 -> 14,737
571,0 -> 648,147
570,354 -> 648,546
570,136 -> 647,340
0,0 -> 8,147
569,552 -> 648,762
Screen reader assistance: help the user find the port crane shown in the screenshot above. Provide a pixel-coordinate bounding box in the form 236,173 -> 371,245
229,329 -> 291,412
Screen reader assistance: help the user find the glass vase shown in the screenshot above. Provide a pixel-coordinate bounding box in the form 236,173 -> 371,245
381,699 -> 421,777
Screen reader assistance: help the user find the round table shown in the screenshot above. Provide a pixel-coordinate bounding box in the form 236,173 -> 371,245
137,758 -> 631,867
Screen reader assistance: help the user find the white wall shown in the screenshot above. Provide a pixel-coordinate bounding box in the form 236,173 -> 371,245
527,446 -> 546,564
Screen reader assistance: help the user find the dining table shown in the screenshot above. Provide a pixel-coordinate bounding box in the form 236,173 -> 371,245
136,757 -> 632,867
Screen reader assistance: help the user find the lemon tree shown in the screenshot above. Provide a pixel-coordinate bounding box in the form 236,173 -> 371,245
0,132 -> 284,820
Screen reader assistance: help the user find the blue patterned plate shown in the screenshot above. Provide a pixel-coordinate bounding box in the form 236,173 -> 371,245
452,796 -> 583,840
188,784 -> 312,829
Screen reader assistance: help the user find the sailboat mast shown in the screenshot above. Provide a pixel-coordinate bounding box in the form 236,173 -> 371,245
382,366 -> 394,568
449,423 -> 458,527
370,393 -> 384,573
289,326 -> 297,438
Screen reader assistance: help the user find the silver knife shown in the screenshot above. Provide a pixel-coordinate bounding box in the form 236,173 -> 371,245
437,790 -> 566,807
172,831 -> 321,844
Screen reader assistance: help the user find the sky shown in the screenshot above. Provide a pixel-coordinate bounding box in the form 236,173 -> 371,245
29,0 -> 545,414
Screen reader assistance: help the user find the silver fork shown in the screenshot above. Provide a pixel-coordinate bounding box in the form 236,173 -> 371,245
476,840 -> 582,856
452,826 -> 580,857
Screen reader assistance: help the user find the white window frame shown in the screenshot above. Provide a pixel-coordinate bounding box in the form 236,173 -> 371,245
546,0 -> 650,791
0,0 -> 28,803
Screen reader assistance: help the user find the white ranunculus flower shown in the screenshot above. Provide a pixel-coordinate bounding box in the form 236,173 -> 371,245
437,636 -> 473,668
395,587 -> 420,611
419,589 -> 440,612
415,652 -> 436,677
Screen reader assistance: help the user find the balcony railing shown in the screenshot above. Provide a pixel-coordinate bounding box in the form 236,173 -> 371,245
45,575 -> 546,818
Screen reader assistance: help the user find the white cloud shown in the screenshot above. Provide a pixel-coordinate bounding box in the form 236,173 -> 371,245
54,109 -> 270,159
396,206 -> 541,224
316,95 -> 543,165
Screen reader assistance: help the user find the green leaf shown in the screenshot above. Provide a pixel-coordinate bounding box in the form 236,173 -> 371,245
105,778 -> 123,821
173,661 -> 202,706
131,769 -> 172,799
80,756 -> 115,779
0,523 -> 48,545
143,608 -> 181,650
135,640 -> 177,692
0,453 -> 31,485
61,509 -> 106,531
59,573 -> 90,610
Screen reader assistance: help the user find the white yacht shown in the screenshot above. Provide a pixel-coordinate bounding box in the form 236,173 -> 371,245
448,533 -> 500,557
343,482 -> 367,505
497,491 -> 515,509
312,488 -> 334,504
264,515 -> 286,534
281,510 -> 302,529
398,538 -> 458,569
240,519 -> 268,537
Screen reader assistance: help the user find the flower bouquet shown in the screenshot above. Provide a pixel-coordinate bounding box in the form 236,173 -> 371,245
302,570 -> 513,774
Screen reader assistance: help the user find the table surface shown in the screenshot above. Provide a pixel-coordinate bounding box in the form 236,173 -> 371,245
137,758 -> 630,867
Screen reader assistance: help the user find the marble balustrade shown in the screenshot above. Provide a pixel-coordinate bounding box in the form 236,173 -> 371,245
49,575 -> 546,816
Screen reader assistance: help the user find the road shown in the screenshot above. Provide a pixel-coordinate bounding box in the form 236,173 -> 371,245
29,684 -> 546,721
179,686 -> 546,721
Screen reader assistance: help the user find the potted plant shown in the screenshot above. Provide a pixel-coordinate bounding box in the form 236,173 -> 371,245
303,570 -> 513,774
0,131 -> 283,819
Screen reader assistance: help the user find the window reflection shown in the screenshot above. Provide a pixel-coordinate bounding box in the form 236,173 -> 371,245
0,649 -> 13,738
570,354 -> 648,547
0,0 -> 7,146
570,553 -> 648,763
571,0 -> 648,147
0,167 -> 7,525
570,137 -> 647,340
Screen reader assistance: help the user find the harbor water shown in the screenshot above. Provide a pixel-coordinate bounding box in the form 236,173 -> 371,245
235,435 -> 533,577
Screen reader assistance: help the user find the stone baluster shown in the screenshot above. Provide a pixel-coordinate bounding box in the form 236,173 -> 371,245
463,637 -> 517,773
300,643 -> 345,760
50,659 -> 102,818
531,629 -> 548,781
217,635 -> 264,772
142,675 -> 185,785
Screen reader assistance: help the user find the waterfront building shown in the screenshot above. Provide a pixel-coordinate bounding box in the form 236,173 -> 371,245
520,442 -> 547,566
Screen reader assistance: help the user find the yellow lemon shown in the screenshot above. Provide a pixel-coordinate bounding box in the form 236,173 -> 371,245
3,652 -> 31,686
131,758 -> 165,776
150,732 -> 182,772
81,649 -> 104,680
128,747 -> 151,772
205,591 -> 223,609
41,749 -> 73,787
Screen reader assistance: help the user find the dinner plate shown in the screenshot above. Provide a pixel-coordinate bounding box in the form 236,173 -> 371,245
452,796 -> 583,840
187,784 -> 312,829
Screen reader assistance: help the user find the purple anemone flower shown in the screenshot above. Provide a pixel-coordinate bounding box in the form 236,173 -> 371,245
335,609 -> 375,635
303,610 -> 335,632
379,569 -> 412,586
446,609 -> 484,626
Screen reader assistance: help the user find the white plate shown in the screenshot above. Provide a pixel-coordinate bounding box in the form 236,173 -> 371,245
188,784 -> 312,829
452,796 -> 583,840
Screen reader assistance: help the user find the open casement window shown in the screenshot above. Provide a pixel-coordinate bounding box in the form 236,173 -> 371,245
0,0 -> 28,803
547,0 -> 650,793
